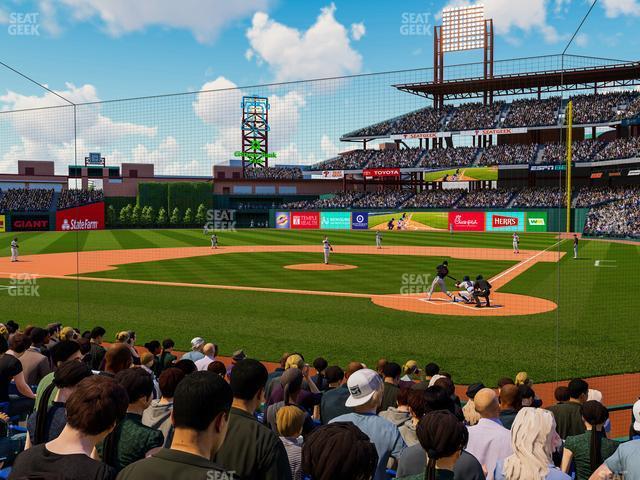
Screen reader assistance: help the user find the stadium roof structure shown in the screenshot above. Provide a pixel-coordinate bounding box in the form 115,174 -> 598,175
394,54 -> 640,101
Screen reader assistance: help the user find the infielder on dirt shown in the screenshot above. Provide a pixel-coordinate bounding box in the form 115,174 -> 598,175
211,233 -> 218,249
512,232 -> 520,254
376,231 -> 382,249
426,260 -> 453,301
322,236 -> 333,264
10,237 -> 18,262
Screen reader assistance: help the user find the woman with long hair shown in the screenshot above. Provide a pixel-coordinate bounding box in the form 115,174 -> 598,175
25,360 -> 93,447
561,400 -> 619,480
495,407 -> 570,480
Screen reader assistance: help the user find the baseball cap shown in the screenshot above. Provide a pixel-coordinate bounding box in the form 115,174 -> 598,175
633,399 -> 640,431
428,374 -> 447,388
232,349 -> 246,362
190,337 -> 205,349
345,368 -> 383,408
466,383 -> 485,399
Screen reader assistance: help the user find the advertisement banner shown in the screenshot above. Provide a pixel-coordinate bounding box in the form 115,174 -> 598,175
321,212 -> 351,230
362,168 -> 401,178
12,215 -> 50,231
351,212 -> 369,230
526,212 -> 548,232
390,131 -> 452,140
275,211 -> 290,229
291,212 -> 320,229
459,127 -> 527,137
448,212 -> 485,232
56,202 -> 105,231
486,212 -> 525,232
0,215 -> 4,233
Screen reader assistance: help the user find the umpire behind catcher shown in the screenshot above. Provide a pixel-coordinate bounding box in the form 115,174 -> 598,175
473,275 -> 492,308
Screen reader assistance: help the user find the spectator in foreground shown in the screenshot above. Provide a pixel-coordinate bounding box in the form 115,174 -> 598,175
589,437 -> 640,479
320,361 -> 364,423
499,384 -> 522,430
118,371 -> 235,480
26,360 -> 92,446
311,357 -> 329,391
301,422 -> 378,480
631,399 -> 640,440
398,410 -> 469,480
101,344 -> 133,378
207,360 -> 227,378
462,383 -> 484,426
87,326 -> 107,371
379,386 -> 412,432
9,376 -> 128,480
180,337 -> 205,362
554,386 -> 570,403
194,343 -> 216,371
21,327 -> 52,386
214,358 -> 292,480
548,378 -> 589,439
380,362 -> 402,412
139,352 -> 161,399
329,368 -> 406,480
98,368 -> 164,473
561,400 -> 619,480
35,340 -> 83,411
159,339 -> 176,372
3,333 -> 37,416
142,367 -> 185,447
276,405 -> 306,480
423,363 -> 440,386
494,408 -> 569,480
465,387 -> 512,480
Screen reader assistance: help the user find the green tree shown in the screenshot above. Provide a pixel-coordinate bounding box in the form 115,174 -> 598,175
131,204 -> 142,227
106,205 -> 116,227
183,207 -> 193,226
157,207 -> 168,226
145,206 -> 155,227
195,203 -> 207,226
119,204 -> 132,227
169,207 -> 181,226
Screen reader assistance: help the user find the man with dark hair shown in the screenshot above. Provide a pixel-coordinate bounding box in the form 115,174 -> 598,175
380,362 -> 402,412
214,358 -> 292,480
321,361 -> 364,424
10,375 -> 128,480
324,366 -> 344,392
119,371 -> 235,480
311,357 -> 329,391
423,363 -> 440,385
159,339 -> 176,372
35,340 -> 83,412
97,368 -> 164,473
102,344 -> 133,377
142,367 -> 185,447
498,384 -> 522,430
547,378 -> 589,439
87,326 -> 106,371
21,327 -> 52,386
554,386 -> 570,403
473,274 -> 492,308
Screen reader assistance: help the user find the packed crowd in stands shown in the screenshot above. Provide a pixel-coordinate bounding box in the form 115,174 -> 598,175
593,137 -> 640,162
402,189 -> 465,208
456,189 -> 517,209
445,101 -> 504,131
365,149 -> 424,169
352,191 -> 415,209
282,191 -> 364,210
583,192 -> 640,238
243,167 -> 303,180
571,91 -> 639,125
539,140 -> 606,164
0,188 -> 54,213
344,107 -> 450,138
512,187 -> 565,208
419,147 -> 477,169
573,186 -> 639,208
620,95 -> 640,120
0,322 -> 638,480
478,144 -> 537,166
312,151 -> 373,171
503,97 -> 561,128
57,189 -> 104,209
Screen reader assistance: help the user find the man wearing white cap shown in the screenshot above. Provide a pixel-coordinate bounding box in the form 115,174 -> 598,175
329,368 -> 406,480
181,337 -> 205,362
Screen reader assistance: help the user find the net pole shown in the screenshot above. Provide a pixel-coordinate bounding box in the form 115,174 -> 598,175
566,100 -> 573,233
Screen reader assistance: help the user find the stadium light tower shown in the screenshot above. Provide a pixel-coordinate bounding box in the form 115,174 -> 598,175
237,95 -> 276,177
434,4 -> 494,107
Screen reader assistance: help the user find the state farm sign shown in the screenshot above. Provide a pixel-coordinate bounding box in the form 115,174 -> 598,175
448,212 -> 485,232
56,202 -> 105,231
362,168 -> 401,178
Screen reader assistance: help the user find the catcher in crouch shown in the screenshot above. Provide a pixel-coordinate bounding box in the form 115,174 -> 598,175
454,276 -> 475,304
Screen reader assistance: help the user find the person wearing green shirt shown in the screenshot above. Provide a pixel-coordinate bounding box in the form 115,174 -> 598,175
35,340 -> 83,412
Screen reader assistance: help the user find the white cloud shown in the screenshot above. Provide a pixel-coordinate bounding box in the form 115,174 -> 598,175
601,0 -> 640,17
38,0 -> 62,35
350,22 -> 365,41
246,3 -> 363,82
442,0 -> 564,44
0,8 -> 8,24
53,0 -> 270,43
575,33 -> 588,47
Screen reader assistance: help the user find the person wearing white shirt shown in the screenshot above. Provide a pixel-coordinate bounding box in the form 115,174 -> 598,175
465,388 -> 513,480
194,343 -> 216,371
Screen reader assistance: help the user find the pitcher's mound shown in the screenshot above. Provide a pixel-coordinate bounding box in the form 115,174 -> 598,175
284,263 -> 358,271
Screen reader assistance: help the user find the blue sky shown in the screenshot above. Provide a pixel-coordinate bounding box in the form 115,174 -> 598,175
0,0 -> 638,173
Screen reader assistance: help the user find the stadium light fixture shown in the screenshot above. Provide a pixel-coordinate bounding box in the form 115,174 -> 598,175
441,4 -> 486,53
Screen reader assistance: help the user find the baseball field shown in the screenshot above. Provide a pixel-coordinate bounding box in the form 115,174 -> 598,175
0,228 -> 637,385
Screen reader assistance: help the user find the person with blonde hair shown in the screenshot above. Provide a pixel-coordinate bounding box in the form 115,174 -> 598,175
276,405 -> 306,480
514,372 -> 531,386
495,407 -> 569,480
115,331 -> 140,366
401,360 -> 421,382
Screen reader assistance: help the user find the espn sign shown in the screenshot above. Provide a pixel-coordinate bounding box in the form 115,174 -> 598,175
362,168 -> 401,178
56,202 -> 105,231
448,212 -> 485,232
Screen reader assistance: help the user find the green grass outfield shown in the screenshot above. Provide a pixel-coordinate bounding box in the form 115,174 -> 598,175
422,166 -> 498,182
0,229 -> 638,384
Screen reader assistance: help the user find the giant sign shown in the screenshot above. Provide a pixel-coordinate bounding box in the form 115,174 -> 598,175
56,202 -> 105,231
12,215 -> 50,231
